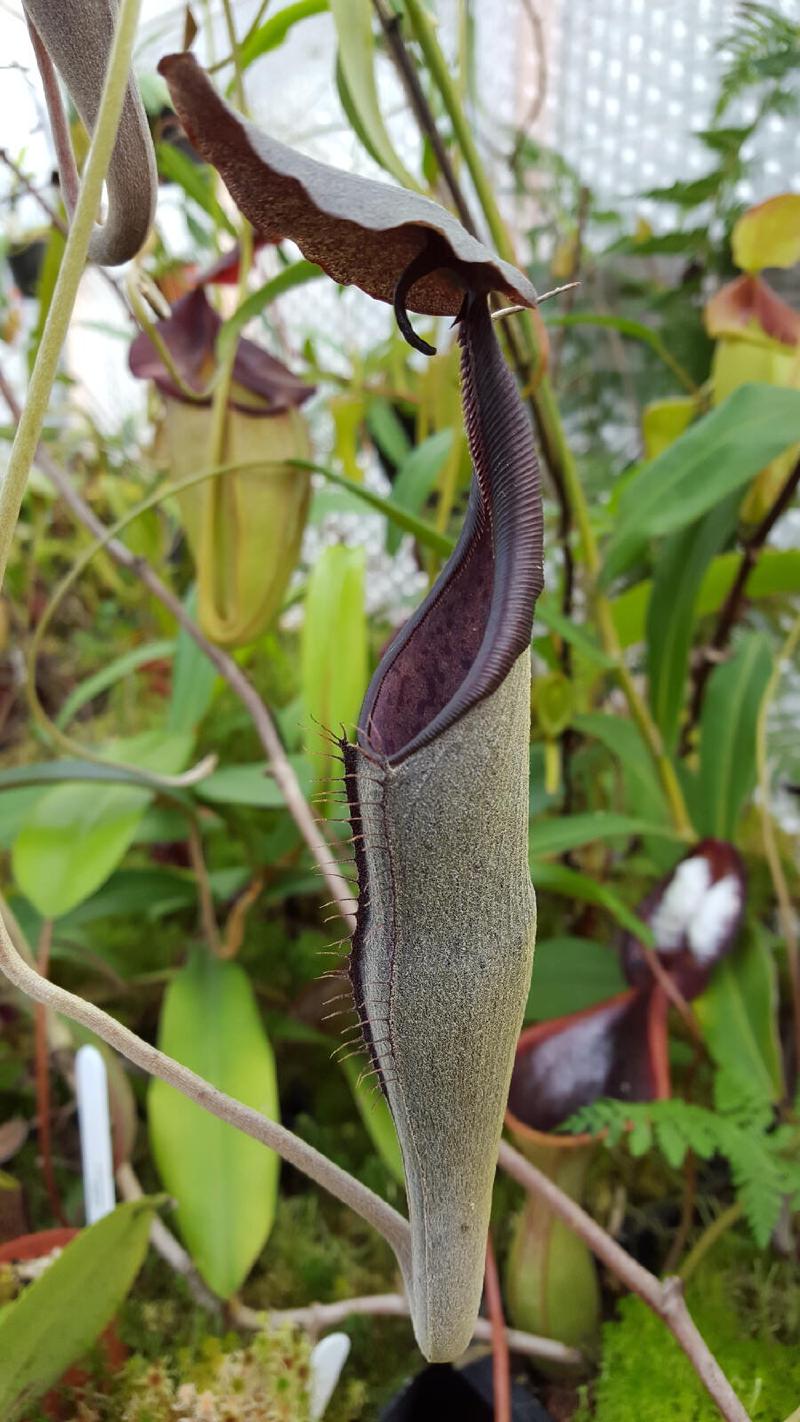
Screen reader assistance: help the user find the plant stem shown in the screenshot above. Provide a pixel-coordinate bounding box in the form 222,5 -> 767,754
0,916 -> 412,1272
484,1235 -> 511,1422
678,1202 -> 744,1286
0,0 -> 143,590
399,0 -> 694,839
498,1140 -> 751,1422
33,919 -> 65,1226
756,610 -> 800,1071
234,1293 -> 583,1367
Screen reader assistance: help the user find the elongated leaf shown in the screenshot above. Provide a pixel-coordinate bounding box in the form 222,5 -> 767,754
573,713 -> 668,824
340,1053 -> 405,1185
196,757 -> 313,808
535,599 -> 614,669
530,860 -> 653,943
56,640 -> 175,730
611,547 -> 800,649
303,460 -> 452,554
602,384 -> 800,583
149,953 -> 279,1297
693,633 -> 772,839
525,936 -> 626,1022
696,931 -> 784,1102
238,0 -> 328,72
646,496 -> 739,750
330,0 -> 418,188
301,545 -> 367,741
387,429 -> 454,554
531,812 -> 680,858
0,1200 -> 157,1421
12,733 -> 192,919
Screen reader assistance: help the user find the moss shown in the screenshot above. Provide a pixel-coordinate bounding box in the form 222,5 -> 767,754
577,1243 -> 800,1421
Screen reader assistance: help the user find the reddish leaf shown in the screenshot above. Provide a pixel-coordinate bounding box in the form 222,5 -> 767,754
705,273 -> 800,348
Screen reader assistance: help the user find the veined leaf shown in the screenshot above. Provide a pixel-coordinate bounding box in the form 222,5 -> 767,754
11,734 -> 193,918
692,633 -> 772,839
602,384 -> 800,583
0,1200 -> 158,1421
646,496 -> 739,750
149,953 -> 279,1298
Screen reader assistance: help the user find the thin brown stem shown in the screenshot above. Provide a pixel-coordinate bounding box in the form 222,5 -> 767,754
33,919 -> 66,1225
115,1160 -> 220,1312
230,1292 -> 583,1367
686,455 -> 800,739
484,1234 -> 511,1422
498,1140 -> 751,1422
679,1202 -> 744,1286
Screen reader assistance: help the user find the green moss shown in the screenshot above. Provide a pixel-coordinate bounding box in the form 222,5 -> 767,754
578,1245 -> 800,1421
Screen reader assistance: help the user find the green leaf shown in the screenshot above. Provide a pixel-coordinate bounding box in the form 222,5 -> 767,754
149,953 -> 280,1298
168,588 -> 219,734
329,0 -> 419,188
693,632 -> 772,838
535,599 -> 614,669
696,932 -> 784,1104
642,171 -> 729,207
56,640 -> 175,731
387,429 -> 454,554
216,262 -> 323,371
611,547 -> 800,649
0,1199 -> 157,1422
155,141 -> 237,235
196,757 -> 313,808
646,496 -> 739,750
366,398 -> 412,468
11,733 -> 192,919
602,384 -> 800,583
572,713 -> 669,825
238,0 -> 328,72
530,812 -> 679,858
299,459 -> 453,556
301,544 -> 368,740
530,861 -> 654,943
525,936 -> 626,1021
340,1053 -> 405,1185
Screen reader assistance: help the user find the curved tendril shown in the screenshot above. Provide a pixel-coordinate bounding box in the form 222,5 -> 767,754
392,244 -> 451,356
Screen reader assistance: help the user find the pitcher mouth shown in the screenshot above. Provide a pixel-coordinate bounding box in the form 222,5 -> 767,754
359,292 -> 544,766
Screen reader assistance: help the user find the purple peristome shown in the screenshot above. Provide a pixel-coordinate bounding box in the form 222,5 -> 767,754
623,839 -> 746,1000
